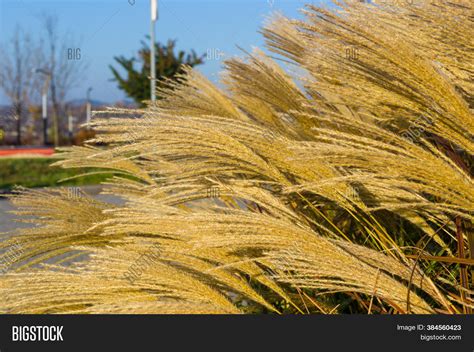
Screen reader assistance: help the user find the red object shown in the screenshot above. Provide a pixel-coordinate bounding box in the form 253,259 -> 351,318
0,147 -> 55,157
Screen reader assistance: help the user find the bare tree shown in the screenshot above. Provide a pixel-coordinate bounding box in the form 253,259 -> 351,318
38,15 -> 87,146
0,26 -> 35,145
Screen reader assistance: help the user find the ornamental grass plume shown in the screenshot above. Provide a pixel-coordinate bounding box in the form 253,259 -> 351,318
0,0 -> 472,314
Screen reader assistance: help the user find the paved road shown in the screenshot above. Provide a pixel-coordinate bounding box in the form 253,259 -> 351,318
0,196 -> 29,234
0,186 -> 123,235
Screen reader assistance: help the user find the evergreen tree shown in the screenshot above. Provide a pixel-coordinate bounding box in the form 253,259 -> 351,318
110,39 -> 204,106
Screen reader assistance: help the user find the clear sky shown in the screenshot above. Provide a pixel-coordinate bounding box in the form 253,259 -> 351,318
0,0 -> 328,105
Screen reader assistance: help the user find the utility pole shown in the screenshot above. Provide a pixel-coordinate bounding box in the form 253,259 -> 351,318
150,0 -> 158,102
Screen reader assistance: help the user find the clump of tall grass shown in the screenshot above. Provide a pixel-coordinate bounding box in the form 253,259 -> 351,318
0,0 -> 472,314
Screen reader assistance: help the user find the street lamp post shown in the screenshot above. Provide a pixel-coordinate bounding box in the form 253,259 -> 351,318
35,68 -> 51,145
68,114 -> 74,143
42,88 -> 48,145
150,0 -> 158,102
86,87 -> 93,129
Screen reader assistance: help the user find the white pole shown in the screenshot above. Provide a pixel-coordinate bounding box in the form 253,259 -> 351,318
150,0 -> 158,102
86,87 -> 93,129
68,114 -> 74,142
151,0 -> 158,21
42,93 -> 47,120
42,91 -> 48,145
86,102 -> 91,126
36,69 -> 50,145
68,115 -> 73,134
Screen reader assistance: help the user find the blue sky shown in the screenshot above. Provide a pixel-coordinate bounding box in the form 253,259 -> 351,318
0,0 -> 327,105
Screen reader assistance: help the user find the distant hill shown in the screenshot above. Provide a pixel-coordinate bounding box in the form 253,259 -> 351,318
1,99 -> 137,111
67,99 -> 138,108
67,99 -> 109,108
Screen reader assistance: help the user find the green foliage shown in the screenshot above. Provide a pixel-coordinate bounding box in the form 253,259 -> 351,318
109,39 -> 204,106
0,158 -> 111,190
